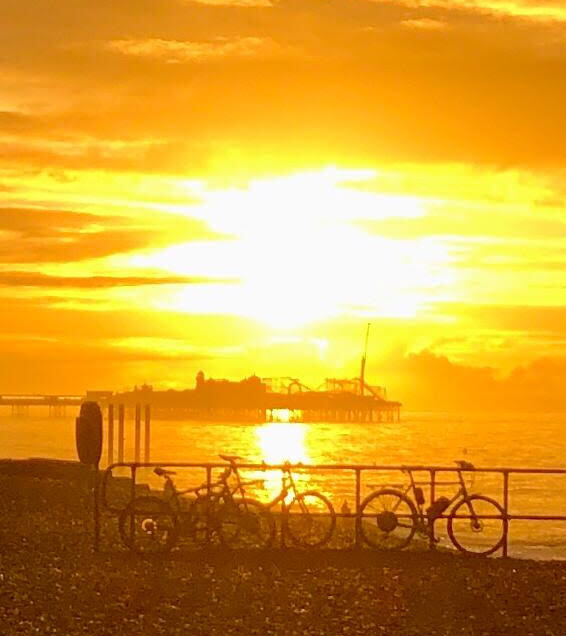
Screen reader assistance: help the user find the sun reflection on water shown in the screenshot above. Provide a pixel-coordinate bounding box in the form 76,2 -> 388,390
256,422 -> 311,499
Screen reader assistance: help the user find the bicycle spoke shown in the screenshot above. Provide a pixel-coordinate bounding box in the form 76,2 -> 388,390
360,489 -> 417,550
448,495 -> 505,556
286,492 -> 336,548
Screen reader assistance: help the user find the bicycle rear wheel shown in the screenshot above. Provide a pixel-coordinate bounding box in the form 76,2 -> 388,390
285,491 -> 336,548
217,498 -> 275,548
119,496 -> 178,554
447,495 -> 506,556
359,489 -> 417,550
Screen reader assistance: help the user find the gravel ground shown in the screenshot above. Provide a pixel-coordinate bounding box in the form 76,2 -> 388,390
1,471 -> 566,635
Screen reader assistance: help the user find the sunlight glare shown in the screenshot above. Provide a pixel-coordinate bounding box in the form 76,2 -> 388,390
128,169 -> 454,327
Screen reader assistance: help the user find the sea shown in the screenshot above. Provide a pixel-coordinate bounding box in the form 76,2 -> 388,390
2,408 -> 566,560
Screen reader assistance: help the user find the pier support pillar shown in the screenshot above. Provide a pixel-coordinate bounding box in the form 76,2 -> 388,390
107,405 -> 114,465
117,404 -> 125,463
134,404 -> 141,463
144,405 -> 151,463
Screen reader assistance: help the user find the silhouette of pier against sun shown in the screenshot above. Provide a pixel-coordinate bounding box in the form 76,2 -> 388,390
92,373 -> 401,423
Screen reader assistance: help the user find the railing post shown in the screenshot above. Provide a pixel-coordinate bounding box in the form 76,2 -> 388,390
206,466 -> 212,545
93,464 -> 100,552
129,464 -> 137,546
503,471 -> 509,557
107,404 -> 114,466
429,469 -> 436,549
355,468 -> 361,548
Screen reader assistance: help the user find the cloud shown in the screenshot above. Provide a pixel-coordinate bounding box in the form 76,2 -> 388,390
0,208 -> 231,264
379,349 -> 566,411
0,271 -> 238,288
2,0 -> 566,176
190,0 -> 273,6
440,303 -> 566,335
401,18 -> 448,29
368,0 -> 566,22
106,36 -> 288,63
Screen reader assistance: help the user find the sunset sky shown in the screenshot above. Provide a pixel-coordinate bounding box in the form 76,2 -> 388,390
2,0 -> 566,408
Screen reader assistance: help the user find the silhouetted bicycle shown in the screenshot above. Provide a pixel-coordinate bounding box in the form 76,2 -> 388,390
118,454 -> 274,554
263,461 -> 336,548
359,461 -> 506,555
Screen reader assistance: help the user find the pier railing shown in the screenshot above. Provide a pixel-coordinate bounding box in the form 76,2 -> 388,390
99,461 -> 566,557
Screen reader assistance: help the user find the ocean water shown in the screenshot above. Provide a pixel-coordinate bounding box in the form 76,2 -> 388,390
2,408 -> 566,560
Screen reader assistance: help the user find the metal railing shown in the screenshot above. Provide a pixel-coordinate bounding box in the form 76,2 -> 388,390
99,461 -> 566,557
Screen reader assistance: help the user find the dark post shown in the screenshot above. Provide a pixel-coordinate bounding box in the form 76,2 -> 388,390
503,471 -> 509,557
118,404 -> 125,463
75,401 -> 103,552
134,404 -> 141,463
144,405 -> 151,463
206,465 -> 212,544
429,469 -> 436,549
107,404 -> 114,466
355,468 -> 361,547
129,464 -> 137,545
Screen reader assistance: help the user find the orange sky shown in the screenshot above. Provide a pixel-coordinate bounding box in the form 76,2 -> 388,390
1,0 -> 566,409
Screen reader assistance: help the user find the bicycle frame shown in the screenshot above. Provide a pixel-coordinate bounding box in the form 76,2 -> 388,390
157,462 -> 261,536
404,467 -> 475,534
263,466 -> 300,511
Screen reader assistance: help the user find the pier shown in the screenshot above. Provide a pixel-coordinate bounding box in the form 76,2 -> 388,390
0,394 -> 83,416
0,374 -> 401,423
97,374 -> 401,424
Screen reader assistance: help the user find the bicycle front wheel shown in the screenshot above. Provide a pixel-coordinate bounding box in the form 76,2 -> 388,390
218,498 -> 276,549
447,495 -> 506,556
359,489 -> 417,550
285,491 -> 336,548
118,496 -> 178,554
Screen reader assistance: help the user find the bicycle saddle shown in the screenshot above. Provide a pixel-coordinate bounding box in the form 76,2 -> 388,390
219,454 -> 243,463
455,460 -> 475,470
154,467 -> 176,477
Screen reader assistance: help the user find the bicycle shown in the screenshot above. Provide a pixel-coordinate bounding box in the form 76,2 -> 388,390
359,461 -> 506,556
262,461 -> 336,548
118,454 -> 274,554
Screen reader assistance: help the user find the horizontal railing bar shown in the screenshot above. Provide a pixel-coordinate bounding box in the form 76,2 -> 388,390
367,481 -> 462,488
507,514 -> 566,521
105,461 -> 566,475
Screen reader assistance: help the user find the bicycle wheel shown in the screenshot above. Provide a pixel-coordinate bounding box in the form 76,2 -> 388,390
119,496 -> 178,554
359,489 -> 417,550
447,495 -> 506,556
285,491 -> 336,548
217,498 -> 276,549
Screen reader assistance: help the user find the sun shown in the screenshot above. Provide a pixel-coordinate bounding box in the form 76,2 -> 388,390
127,168 -> 453,328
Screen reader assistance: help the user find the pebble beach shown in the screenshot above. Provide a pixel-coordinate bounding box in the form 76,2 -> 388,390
1,463 -> 566,636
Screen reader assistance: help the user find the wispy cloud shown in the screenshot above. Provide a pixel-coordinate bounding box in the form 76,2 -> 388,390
0,208 -> 231,264
0,272 -> 238,288
106,36 -> 288,63
189,0 -> 273,5
370,0 -> 566,22
401,18 -> 448,30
